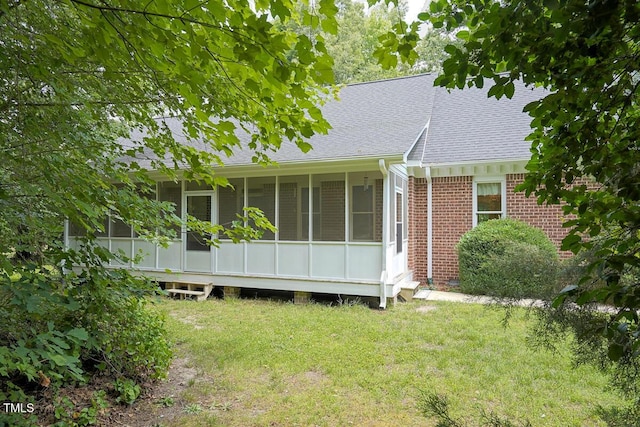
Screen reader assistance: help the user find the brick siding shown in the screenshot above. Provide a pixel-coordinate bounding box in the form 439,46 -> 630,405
408,174 -> 572,289
430,176 -> 473,287
506,174 -> 568,253
408,177 -> 428,284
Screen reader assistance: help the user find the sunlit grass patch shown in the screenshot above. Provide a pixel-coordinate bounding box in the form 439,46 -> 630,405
158,298 -> 627,426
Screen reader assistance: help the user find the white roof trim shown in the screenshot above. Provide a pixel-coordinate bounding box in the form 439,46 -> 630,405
409,158 -> 529,178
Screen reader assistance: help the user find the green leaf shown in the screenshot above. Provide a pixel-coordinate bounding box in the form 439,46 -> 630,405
560,233 -> 582,251
608,343 -> 624,362
487,84 -> 504,99
504,81 -> 515,98
49,354 -> 69,367
455,30 -> 470,41
551,293 -> 567,309
67,328 -> 89,342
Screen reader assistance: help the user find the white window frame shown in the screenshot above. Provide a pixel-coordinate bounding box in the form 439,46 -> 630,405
350,184 -> 376,242
472,177 -> 507,227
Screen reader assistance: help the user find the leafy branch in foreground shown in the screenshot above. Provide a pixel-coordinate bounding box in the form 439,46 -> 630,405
1,0 -> 342,423
417,391 -> 532,427
373,0 -> 640,398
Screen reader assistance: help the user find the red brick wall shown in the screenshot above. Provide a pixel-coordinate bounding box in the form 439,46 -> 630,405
431,176 -> 473,287
506,174 -> 569,255
408,177 -> 428,283
408,174 -> 572,289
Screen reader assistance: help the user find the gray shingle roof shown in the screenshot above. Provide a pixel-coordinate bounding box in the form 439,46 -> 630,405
227,73 -> 438,164
308,73 -> 436,161
126,74 -> 438,167
127,74 -> 543,169
408,81 -> 543,165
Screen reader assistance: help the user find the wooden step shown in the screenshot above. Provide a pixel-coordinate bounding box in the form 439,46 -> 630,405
165,280 -> 213,302
166,289 -> 206,296
399,281 -> 420,302
413,289 -> 431,300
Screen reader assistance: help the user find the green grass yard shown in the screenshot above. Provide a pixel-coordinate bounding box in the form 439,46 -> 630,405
157,298 -> 627,426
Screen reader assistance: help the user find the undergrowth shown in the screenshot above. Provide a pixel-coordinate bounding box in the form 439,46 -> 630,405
0,257 -> 171,426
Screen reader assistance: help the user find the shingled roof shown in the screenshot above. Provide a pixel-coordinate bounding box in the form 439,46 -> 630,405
127,74 -> 543,169
408,80 -> 543,165
223,73 -> 438,165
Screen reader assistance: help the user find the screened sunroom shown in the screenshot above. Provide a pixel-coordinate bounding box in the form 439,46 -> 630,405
66,165 -> 410,302
65,74 -> 435,304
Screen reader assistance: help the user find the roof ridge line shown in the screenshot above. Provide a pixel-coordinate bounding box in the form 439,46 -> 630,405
344,73 -> 435,88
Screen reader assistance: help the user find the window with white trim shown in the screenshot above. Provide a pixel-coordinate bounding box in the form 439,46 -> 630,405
351,185 -> 374,241
473,179 -> 506,226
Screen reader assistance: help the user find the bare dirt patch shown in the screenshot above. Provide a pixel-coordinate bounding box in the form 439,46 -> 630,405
176,315 -> 204,330
415,304 -> 438,314
98,356 -> 198,426
33,355 -> 198,427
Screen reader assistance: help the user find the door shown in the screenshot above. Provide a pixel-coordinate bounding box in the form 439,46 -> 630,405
185,193 -> 213,272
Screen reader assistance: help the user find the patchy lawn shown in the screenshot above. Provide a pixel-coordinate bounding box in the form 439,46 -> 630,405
129,298 -> 628,426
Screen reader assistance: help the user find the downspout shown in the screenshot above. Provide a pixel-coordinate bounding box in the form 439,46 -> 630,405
418,112 -> 434,286
425,166 -> 433,285
63,219 -> 70,250
378,158 -> 389,309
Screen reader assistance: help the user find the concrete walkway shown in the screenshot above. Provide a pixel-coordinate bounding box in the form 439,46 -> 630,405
413,289 -> 544,307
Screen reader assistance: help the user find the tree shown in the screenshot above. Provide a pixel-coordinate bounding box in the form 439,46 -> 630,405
385,0 -> 640,403
280,0 -> 406,84
0,0 -> 338,422
1,0 -> 337,254
327,0 -> 402,84
282,0 -> 451,84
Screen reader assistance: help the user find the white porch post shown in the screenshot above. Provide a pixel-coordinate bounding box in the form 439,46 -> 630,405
378,159 -> 389,308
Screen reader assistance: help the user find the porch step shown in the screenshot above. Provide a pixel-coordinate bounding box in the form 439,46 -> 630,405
399,281 -> 420,302
165,281 -> 213,302
413,289 -> 431,300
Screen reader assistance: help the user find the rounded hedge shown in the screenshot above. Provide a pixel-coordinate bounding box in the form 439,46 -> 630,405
457,218 -> 559,299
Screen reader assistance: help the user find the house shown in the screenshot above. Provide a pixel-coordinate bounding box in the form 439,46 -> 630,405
66,73 -> 567,306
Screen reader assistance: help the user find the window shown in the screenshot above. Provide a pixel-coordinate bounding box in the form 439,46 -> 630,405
109,184 -> 133,238
110,217 -> 132,237
68,217 -> 108,237
352,185 -> 374,241
158,181 -> 182,238
388,172 -> 396,243
278,175 -> 309,241
474,180 -> 506,226
247,177 -> 276,240
301,186 -> 320,241
349,172 -> 382,242
186,195 -> 212,251
388,172 -> 407,252
217,178 -> 244,240
133,183 -> 156,238
313,174 -> 345,242
396,191 -> 403,253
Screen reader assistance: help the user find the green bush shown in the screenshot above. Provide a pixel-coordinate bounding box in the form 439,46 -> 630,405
457,218 -> 559,299
0,261 -> 171,426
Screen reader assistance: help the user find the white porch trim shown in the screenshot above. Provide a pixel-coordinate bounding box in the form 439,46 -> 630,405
408,158 -> 528,178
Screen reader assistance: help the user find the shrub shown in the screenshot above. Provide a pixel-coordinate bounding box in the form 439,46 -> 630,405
0,262 -> 171,426
457,218 -> 559,299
